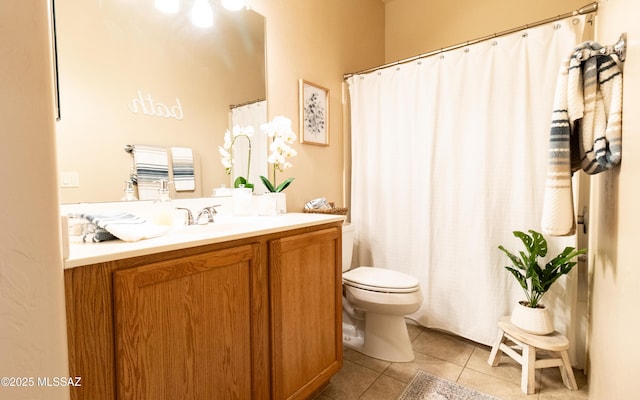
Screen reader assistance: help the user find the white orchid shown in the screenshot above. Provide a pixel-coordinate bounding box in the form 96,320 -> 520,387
260,116 -> 297,192
218,146 -> 233,174
218,125 -> 255,188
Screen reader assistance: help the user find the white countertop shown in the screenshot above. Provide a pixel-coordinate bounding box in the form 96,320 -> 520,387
64,213 -> 345,269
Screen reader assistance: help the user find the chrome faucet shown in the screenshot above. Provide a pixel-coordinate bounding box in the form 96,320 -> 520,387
196,205 -> 220,225
176,207 -> 195,225
176,205 -> 220,226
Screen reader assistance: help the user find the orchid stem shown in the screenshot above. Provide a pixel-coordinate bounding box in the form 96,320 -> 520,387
272,164 -> 277,189
231,134 -> 251,181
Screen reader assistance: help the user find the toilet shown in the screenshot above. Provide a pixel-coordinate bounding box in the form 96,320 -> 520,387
341,223 -> 423,362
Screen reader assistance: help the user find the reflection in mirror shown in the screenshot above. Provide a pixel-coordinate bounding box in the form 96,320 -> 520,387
55,0 -> 266,203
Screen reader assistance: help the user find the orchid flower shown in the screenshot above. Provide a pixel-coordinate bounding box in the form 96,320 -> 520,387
260,116 -> 297,192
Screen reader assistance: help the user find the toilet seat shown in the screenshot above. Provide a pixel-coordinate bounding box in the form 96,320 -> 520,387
343,267 -> 420,293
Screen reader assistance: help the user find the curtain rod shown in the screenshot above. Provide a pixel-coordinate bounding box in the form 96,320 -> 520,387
343,1 -> 598,80
229,97 -> 266,110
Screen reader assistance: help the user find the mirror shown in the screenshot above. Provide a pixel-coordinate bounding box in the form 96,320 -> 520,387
55,0 -> 266,203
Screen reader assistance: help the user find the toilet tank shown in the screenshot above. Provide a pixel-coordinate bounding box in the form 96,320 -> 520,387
342,223 -> 354,272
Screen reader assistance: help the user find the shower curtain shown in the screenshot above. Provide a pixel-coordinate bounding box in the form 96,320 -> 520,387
230,100 -> 268,192
348,17 -> 588,365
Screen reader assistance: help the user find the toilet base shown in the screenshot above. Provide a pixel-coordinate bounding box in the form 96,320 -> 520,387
342,322 -> 365,352
342,312 -> 415,362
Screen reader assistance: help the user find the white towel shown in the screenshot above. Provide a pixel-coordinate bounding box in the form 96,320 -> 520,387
171,147 -> 195,191
79,212 -> 170,242
541,42 -> 623,236
133,144 -> 169,200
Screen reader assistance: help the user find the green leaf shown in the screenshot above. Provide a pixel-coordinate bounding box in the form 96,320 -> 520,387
547,247 -> 587,269
259,175 -> 276,192
513,231 -> 533,253
505,267 -> 528,291
275,177 -> 295,193
234,176 -> 247,188
528,230 -> 548,258
498,245 -> 525,270
233,176 -> 254,191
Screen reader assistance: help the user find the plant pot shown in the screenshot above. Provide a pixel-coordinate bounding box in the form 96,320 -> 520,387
510,301 -> 554,335
274,192 -> 286,214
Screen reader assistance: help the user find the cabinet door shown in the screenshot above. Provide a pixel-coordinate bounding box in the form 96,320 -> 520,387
270,228 -> 342,400
113,244 -> 268,400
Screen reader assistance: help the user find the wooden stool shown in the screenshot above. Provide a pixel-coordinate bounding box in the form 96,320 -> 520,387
487,316 -> 578,394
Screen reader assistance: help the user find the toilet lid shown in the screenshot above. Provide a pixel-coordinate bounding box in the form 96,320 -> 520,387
343,267 -> 420,293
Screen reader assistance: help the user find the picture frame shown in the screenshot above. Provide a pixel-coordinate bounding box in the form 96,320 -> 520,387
299,79 -> 329,146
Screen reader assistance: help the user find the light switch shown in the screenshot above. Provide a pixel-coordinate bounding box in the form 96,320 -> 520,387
60,171 -> 80,188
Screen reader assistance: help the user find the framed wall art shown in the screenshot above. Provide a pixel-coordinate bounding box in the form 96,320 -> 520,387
299,79 -> 329,146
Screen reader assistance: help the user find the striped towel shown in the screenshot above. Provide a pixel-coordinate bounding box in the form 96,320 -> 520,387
82,225 -> 118,243
77,212 -> 170,242
171,147 -> 195,191
133,145 -> 169,200
578,43 -> 623,173
541,41 -> 623,236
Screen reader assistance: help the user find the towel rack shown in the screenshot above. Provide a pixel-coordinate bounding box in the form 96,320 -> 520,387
575,33 -> 627,61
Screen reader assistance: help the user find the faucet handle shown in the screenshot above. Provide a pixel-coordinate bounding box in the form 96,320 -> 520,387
208,204 -> 221,214
176,207 -> 194,225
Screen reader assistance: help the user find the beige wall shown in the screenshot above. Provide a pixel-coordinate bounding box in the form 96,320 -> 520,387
589,0 -> 640,398
0,1 -> 69,400
385,0 -> 586,62
251,0 -> 385,211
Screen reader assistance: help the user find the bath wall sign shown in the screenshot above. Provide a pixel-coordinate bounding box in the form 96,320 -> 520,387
128,90 -> 184,120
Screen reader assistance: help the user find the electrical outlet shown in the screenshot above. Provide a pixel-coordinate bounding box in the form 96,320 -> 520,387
60,171 -> 80,188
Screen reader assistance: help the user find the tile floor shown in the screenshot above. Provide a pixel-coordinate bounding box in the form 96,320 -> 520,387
314,323 -> 588,400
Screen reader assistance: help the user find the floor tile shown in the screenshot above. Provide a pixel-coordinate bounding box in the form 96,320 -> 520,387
411,327 -> 476,366
383,351 -> 463,384
538,367 -> 588,399
319,323 -> 589,399
466,345 -> 523,384
343,347 -> 391,373
457,368 -> 536,400
406,322 -> 423,341
320,359 -> 380,400
359,375 -> 406,400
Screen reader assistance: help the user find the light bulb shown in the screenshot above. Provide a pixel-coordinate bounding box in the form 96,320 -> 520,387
191,0 -> 213,28
155,0 -> 179,14
221,0 -> 244,11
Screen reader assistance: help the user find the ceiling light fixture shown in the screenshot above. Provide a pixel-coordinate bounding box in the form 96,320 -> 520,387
155,0 -> 179,14
221,0 -> 245,11
191,0 -> 214,28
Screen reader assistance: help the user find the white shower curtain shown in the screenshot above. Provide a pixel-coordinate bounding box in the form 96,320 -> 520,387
230,100 -> 268,192
348,17 -> 587,365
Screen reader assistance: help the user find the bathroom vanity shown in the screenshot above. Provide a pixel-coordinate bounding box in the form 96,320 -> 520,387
63,213 -> 344,400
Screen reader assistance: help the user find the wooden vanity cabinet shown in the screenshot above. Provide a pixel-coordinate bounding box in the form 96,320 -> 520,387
113,243 -> 268,400
270,228 -> 342,400
64,222 -> 342,400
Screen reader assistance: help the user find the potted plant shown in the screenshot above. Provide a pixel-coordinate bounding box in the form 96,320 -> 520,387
498,230 -> 587,335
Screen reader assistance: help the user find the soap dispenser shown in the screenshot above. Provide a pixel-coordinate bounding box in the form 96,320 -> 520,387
152,179 -> 175,226
121,179 -> 138,201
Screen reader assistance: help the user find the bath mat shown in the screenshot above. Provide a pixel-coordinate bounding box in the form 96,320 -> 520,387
398,370 -> 501,400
